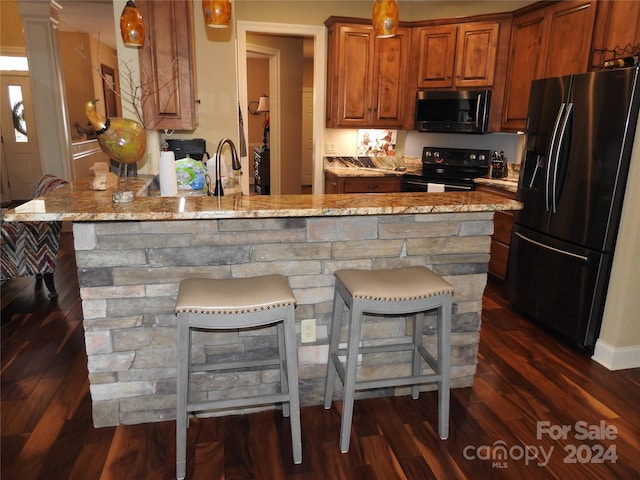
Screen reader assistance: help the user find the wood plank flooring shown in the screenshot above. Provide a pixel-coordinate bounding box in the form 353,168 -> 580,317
2,232 -> 639,479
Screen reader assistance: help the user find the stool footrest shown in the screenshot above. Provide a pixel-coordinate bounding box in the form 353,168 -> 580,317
192,357 -> 282,373
187,392 -> 291,414
332,340 -> 441,385
355,373 -> 444,392
337,341 -> 417,356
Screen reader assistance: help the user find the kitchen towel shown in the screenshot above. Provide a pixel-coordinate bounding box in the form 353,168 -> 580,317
159,150 -> 178,196
427,183 -> 445,192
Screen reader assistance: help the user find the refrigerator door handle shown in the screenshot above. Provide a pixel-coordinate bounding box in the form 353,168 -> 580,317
514,231 -> 589,262
545,103 -> 566,212
551,102 -> 574,213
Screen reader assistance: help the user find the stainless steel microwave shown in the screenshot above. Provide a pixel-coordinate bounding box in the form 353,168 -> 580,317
414,89 -> 491,134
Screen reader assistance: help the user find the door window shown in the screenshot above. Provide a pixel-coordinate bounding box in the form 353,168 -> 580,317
8,85 -> 28,142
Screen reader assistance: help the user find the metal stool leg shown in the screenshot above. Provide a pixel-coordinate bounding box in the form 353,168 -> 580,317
324,288 -> 345,409
339,301 -> 364,453
438,298 -> 451,440
283,307 -> 302,464
277,321 -> 290,417
411,312 -> 425,400
176,319 -> 190,480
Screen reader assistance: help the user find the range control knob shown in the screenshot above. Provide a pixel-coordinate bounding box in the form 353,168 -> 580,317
469,154 -> 477,160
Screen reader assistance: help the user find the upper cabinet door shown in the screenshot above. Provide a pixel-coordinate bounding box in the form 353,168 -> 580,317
371,28 -> 411,127
454,22 -> 500,88
501,1 -> 595,132
539,1 -> 596,79
590,0 -> 640,68
325,20 -> 410,128
335,25 -> 375,126
415,25 -> 457,88
501,9 -> 547,131
137,0 -> 198,130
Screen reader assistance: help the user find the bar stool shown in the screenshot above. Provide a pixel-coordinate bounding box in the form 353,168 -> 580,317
323,266 -> 453,453
175,275 -> 302,480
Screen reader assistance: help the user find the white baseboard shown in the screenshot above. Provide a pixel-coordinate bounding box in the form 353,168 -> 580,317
592,339 -> 640,370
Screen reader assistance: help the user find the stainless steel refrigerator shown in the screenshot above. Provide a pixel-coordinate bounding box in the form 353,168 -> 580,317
506,67 -> 640,350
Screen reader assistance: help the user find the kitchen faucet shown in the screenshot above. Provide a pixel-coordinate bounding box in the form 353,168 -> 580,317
211,138 -> 242,196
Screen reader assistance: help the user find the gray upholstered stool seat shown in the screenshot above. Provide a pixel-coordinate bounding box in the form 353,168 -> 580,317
175,275 -> 302,480
323,266 -> 453,453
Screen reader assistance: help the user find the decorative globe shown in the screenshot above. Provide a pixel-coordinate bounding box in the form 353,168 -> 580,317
85,100 -> 146,165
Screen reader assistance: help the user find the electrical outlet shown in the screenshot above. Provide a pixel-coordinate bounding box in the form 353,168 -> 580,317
301,319 -> 316,343
326,142 -> 337,154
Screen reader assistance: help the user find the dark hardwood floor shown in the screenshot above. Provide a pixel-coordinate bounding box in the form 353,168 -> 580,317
2,232 -> 639,480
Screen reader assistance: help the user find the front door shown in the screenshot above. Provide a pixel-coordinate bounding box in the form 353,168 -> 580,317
1,73 -> 42,201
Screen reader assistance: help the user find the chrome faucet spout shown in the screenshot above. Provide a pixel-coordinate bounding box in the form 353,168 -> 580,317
213,138 -> 242,197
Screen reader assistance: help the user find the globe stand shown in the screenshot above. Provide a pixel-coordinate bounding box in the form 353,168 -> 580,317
112,162 -> 135,204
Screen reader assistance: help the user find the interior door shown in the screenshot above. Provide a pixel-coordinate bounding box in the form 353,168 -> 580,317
1,73 -> 42,201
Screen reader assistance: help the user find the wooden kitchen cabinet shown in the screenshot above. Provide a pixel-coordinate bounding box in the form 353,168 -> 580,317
414,22 -> 500,89
413,25 -> 457,88
591,0 -> 640,68
538,1 -> 596,79
137,0 -> 198,130
324,171 -> 401,194
325,18 -> 411,129
476,184 -> 516,281
501,1 -> 596,131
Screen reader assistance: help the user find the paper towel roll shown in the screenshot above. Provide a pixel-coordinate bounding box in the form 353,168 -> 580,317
159,151 -> 178,196
427,183 -> 445,192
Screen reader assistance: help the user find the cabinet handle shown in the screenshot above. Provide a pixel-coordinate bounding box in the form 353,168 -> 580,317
368,184 -> 379,189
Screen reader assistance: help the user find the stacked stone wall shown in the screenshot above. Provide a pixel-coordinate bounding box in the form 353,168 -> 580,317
73,212 -> 492,427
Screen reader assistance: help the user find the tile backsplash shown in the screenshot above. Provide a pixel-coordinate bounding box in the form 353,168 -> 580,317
325,128 -> 526,164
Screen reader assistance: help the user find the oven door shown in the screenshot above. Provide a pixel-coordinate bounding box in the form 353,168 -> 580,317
401,175 -> 474,192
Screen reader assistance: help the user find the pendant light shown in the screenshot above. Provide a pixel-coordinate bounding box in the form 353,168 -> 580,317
120,0 -> 145,47
203,0 -> 232,28
372,0 -> 399,38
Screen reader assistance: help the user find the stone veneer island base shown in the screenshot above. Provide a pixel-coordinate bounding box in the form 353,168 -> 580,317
4,177 -> 521,427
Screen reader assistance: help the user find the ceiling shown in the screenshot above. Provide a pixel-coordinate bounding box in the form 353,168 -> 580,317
57,0 -> 117,49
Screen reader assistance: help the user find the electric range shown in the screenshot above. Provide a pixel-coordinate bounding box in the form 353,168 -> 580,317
401,147 -> 491,192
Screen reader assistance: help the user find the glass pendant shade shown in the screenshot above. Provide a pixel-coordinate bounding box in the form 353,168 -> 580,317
203,0 -> 232,28
120,0 -> 144,47
372,0 -> 399,38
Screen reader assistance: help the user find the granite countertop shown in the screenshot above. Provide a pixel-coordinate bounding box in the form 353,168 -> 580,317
474,177 -> 519,194
324,157 -> 521,195
2,175 -> 522,222
324,156 -> 423,177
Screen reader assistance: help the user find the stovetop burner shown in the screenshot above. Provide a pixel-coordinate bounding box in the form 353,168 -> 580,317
421,147 -> 491,178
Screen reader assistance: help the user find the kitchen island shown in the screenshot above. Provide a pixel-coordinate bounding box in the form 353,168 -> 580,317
4,177 -> 522,427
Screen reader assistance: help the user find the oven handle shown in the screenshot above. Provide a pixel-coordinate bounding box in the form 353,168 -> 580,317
401,179 -> 473,191
444,183 -> 473,191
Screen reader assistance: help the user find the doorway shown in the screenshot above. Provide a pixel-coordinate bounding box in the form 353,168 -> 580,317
1,73 -> 42,202
237,21 -> 326,195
